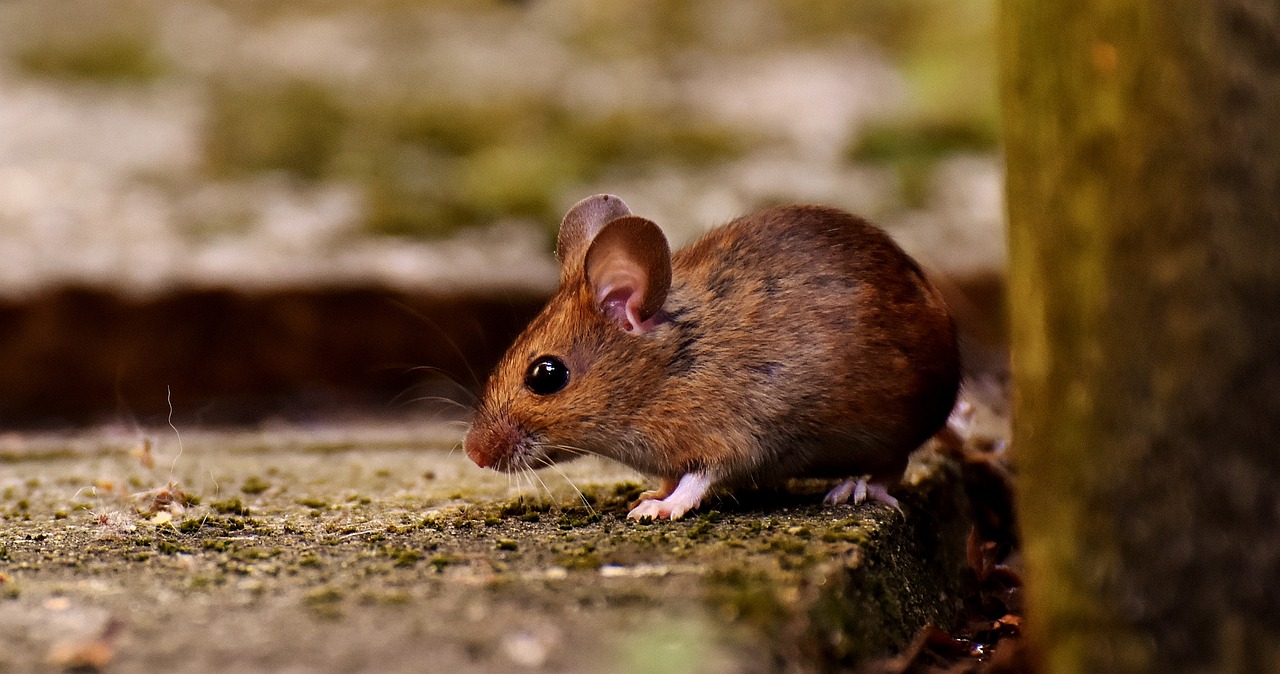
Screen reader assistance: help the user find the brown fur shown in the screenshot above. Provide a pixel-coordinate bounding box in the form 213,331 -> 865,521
465,199 -> 960,496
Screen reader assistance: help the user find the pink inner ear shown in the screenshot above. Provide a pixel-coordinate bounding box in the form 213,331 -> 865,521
583,215 -> 671,334
597,278 -> 648,333
599,286 -> 637,331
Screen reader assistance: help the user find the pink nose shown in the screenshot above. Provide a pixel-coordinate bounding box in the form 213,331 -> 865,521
463,429 -> 492,468
465,416 -> 523,471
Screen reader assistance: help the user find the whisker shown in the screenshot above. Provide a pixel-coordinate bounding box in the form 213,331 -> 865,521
526,463 -> 557,503
542,443 -> 593,458
399,365 -> 480,404
384,299 -> 485,389
515,462 -> 531,500
522,466 -> 543,502
166,385 -> 184,478
399,395 -> 475,414
535,455 -> 594,516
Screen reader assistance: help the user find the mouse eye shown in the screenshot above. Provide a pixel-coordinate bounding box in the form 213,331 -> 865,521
524,356 -> 570,395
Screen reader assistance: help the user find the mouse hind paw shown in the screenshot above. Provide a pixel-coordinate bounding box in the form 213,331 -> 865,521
823,478 -> 902,513
862,481 -> 901,512
822,478 -> 860,505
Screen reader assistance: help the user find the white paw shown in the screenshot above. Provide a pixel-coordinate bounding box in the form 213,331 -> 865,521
627,498 -> 691,521
625,472 -> 710,521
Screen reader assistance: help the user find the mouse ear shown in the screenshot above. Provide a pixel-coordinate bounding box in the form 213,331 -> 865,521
556,194 -> 632,274
584,215 -> 671,334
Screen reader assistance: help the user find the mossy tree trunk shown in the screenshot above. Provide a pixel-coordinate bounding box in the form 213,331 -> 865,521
1001,1 -> 1280,672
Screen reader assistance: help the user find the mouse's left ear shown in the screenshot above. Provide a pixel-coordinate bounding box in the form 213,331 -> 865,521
557,194 -> 631,277
584,216 -> 671,334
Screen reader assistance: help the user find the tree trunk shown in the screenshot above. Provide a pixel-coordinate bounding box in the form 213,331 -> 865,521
1001,1 -> 1280,672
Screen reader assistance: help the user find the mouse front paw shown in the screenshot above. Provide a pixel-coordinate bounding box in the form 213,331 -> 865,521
627,498 -> 691,521
624,471 -> 712,521
628,477 -> 680,510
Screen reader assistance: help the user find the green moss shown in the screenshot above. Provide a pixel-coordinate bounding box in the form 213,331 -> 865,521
851,118 -> 998,164
230,547 -> 271,562
390,548 -> 423,567
821,519 -> 871,544
787,526 -> 812,538
304,586 -> 345,619
556,550 -> 603,570
383,522 -> 416,535
203,80 -> 348,180
610,482 -> 646,503
15,34 -> 166,83
498,499 -> 551,522
848,117 -> 999,208
379,100 -> 511,157
767,537 -> 808,555
458,141 -> 580,218
361,590 -> 411,606
428,553 -> 458,572
706,567 -> 789,626
567,109 -> 747,170
350,96 -> 750,239
156,540 -> 185,555
188,574 -> 216,589
202,539 -> 230,552
556,507 -> 602,530
495,538 -> 518,551
687,521 -> 715,540
239,477 -> 271,495
298,498 -> 328,509
210,498 -> 249,515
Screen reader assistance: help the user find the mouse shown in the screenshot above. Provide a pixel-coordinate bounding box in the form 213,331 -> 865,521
464,194 -> 960,520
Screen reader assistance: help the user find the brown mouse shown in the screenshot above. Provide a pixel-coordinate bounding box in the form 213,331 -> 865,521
464,194 -> 959,520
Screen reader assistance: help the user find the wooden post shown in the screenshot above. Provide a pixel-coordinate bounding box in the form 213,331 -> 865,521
1001,1 -> 1280,671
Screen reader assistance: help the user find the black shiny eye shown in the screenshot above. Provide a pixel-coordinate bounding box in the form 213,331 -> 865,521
524,356 -> 570,395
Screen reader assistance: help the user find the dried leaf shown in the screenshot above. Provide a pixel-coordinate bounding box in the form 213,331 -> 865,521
129,438 -> 155,470
46,618 -> 123,671
133,482 -> 187,516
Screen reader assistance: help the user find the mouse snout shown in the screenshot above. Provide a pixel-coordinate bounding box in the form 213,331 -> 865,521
463,425 -> 497,469
463,416 -> 522,471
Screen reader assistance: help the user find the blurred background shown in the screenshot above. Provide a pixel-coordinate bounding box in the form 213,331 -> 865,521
0,0 -> 1004,428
